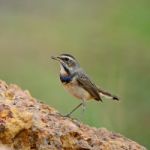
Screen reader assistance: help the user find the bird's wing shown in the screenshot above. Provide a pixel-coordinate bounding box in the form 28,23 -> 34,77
76,72 -> 102,101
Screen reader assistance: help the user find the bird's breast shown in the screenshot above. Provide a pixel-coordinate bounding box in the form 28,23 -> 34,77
62,79 -> 92,100
60,75 -> 72,83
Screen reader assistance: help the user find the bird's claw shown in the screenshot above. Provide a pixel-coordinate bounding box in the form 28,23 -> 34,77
63,113 -> 71,118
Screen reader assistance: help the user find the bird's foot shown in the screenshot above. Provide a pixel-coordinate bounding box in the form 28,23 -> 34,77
63,113 -> 71,118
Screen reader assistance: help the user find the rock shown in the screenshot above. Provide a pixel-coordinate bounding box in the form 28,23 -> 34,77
0,80 -> 147,150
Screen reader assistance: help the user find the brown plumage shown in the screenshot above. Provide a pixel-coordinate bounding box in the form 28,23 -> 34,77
51,53 -> 119,117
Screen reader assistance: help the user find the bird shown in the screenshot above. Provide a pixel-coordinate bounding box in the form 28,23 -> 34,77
51,53 -> 119,117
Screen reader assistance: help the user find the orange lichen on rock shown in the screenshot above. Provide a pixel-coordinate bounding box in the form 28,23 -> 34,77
0,80 -> 147,150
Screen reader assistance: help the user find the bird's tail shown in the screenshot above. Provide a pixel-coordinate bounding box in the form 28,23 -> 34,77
98,88 -> 119,101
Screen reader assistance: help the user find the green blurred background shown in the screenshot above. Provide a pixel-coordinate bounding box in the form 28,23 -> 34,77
0,0 -> 150,148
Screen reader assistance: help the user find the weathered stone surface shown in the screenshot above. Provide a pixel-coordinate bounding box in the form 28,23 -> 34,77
0,80 -> 147,150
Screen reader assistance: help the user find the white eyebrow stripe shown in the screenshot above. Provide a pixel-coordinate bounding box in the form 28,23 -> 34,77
60,55 -> 75,61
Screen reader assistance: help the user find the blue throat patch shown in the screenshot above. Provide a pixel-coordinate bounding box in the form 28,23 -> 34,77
60,75 -> 72,83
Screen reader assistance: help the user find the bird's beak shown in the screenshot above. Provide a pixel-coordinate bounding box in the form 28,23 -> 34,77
51,56 -> 61,61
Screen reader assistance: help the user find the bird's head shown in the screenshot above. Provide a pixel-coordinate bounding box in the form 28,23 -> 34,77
51,54 -> 80,75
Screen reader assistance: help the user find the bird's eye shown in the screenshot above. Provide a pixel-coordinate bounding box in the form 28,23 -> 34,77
64,58 -> 69,61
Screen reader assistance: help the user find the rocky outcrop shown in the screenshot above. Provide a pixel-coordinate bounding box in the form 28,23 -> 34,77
0,80 -> 146,150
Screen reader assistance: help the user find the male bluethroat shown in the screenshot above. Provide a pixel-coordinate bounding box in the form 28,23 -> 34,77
51,54 -> 119,117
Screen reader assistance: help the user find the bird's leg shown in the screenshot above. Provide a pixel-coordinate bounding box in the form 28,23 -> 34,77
82,99 -> 86,113
65,102 -> 83,117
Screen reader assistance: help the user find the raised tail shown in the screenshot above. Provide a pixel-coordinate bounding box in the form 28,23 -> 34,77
98,88 -> 119,101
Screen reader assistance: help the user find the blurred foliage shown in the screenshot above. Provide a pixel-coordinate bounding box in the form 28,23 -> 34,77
0,0 -> 150,148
